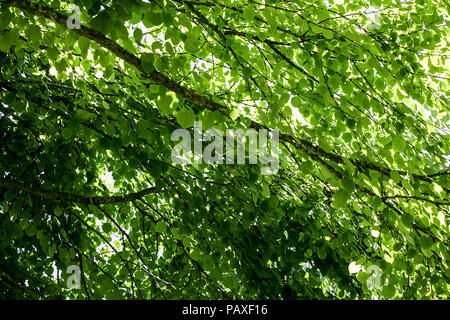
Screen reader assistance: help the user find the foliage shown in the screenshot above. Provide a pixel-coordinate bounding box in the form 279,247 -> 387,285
0,0 -> 449,299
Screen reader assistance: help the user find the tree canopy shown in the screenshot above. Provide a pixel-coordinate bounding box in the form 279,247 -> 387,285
0,0 -> 449,299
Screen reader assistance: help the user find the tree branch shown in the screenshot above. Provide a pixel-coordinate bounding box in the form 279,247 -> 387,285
0,177 -> 160,204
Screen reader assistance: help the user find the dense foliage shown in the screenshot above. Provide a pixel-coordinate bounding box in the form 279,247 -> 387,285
0,0 -> 449,299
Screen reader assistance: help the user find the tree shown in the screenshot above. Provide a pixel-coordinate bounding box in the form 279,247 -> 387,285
0,0 -> 448,299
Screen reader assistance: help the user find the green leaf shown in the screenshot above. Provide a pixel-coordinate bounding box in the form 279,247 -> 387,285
172,227 -> 182,240
176,109 -> 196,128
317,9 -> 330,21
261,182 -> 270,198
54,207 -> 63,217
333,190 -> 350,208
25,224 -> 37,237
301,161 -> 314,174
157,93 -> 175,114
62,128 -> 73,139
419,235 -> 433,250
47,46 -> 59,61
102,222 -> 112,233
323,29 -> 333,39
91,13 -> 113,34
243,6 -> 256,20
400,214 -> 413,229
155,221 -> 167,233
143,12 -> 163,27
190,247 -> 201,261
267,196 -> 279,209
381,284 -> 396,299
141,53 -> 155,73
182,237 -> 190,248
0,30 -> 18,52
230,108 -> 239,120
25,25 -> 41,42
4,190 -> 15,201
134,28 -> 143,43
184,33 -> 199,52
392,136 -> 406,153
77,109 -> 97,120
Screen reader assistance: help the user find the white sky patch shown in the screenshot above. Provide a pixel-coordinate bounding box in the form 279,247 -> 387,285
290,102 -> 310,127
157,246 -> 164,259
99,168 -> 118,192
